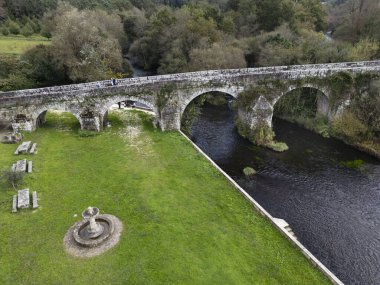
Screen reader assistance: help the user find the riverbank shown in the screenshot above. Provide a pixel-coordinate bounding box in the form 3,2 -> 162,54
0,110 -> 329,284
275,115 -> 380,160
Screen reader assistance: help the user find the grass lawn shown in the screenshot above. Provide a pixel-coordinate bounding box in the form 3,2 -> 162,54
0,110 -> 330,284
0,35 -> 50,55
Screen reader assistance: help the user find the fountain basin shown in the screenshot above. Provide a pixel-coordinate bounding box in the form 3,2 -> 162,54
73,215 -> 114,248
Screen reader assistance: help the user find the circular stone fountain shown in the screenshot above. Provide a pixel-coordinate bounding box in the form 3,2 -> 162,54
64,207 -> 123,257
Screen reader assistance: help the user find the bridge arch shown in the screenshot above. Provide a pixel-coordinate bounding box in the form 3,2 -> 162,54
33,106 -> 82,130
99,95 -> 157,116
98,95 -> 158,129
180,87 -> 241,118
273,84 -> 331,119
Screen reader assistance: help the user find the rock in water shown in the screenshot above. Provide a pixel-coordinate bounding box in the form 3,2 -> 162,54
243,167 -> 256,177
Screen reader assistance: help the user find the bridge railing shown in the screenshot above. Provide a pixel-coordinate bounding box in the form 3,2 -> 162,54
1,60 -> 380,99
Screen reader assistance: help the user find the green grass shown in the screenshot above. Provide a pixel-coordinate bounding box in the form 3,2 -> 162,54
0,36 -> 50,55
0,110 -> 330,284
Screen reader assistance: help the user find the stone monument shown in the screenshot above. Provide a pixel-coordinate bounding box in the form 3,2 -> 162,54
64,206 -> 123,257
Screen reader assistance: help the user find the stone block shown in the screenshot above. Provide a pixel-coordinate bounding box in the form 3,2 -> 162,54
29,143 -> 37,154
32,191 -> 38,209
27,161 -> 33,173
15,159 -> 27,172
12,195 -> 17,213
17,189 -> 30,209
15,141 -> 31,155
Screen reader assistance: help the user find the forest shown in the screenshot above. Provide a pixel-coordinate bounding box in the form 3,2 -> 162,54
0,0 -> 379,154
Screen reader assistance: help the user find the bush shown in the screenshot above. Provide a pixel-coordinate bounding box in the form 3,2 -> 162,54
332,111 -> 368,143
267,141 -> 289,152
251,122 -> 275,145
243,167 -> 256,176
21,23 -> 34,37
7,20 -> 20,35
1,169 -> 25,190
1,26 -> 9,36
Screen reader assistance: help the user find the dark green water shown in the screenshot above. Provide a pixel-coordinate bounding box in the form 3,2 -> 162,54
191,103 -> 380,285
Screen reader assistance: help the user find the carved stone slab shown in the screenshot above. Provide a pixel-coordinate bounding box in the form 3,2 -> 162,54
29,143 -> 37,154
17,189 -> 30,209
15,141 -> 31,155
12,195 -> 17,213
32,191 -> 38,209
15,159 -> 27,172
27,161 -> 33,173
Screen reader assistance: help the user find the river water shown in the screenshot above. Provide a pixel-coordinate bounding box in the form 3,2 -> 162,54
190,103 -> 380,285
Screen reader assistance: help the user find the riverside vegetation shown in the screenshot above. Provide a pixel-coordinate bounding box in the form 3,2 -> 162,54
0,110 -> 330,284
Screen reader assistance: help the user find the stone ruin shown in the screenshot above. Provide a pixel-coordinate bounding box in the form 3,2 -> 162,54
1,132 -> 23,144
12,189 -> 39,213
14,141 -> 37,155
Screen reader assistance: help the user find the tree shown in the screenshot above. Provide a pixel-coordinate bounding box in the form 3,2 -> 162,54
331,0 -> 380,43
21,45 -> 66,86
347,38 -> 379,61
187,42 -> 246,71
51,6 -> 124,82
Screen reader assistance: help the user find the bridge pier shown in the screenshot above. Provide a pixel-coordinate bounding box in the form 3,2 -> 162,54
236,96 -> 274,143
158,105 -> 181,131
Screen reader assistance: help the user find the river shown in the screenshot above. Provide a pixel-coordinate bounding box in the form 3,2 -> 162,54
190,103 -> 380,285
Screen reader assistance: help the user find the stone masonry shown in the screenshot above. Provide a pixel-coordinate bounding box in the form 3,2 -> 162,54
0,61 -> 380,135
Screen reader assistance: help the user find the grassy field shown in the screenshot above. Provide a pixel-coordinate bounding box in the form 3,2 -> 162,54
0,110 -> 330,284
0,36 -> 50,55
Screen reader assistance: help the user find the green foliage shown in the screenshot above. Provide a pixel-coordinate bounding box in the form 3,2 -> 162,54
266,141 -> 289,152
51,6 -> 125,82
1,168 -> 25,190
21,44 -> 66,86
347,38 -> 379,61
187,42 -> 246,71
243,166 -> 256,176
332,110 -> 369,143
274,88 -> 318,119
181,95 -> 205,135
339,159 -> 365,169
0,73 -> 37,91
157,83 -> 176,110
6,19 -> 20,34
251,122 -> 275,145
327,71 -> 354,106
20,23 -> 34,37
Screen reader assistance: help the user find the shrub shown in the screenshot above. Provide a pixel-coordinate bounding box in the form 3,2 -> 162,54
332,111 -> 368,143
21,23 -> 34,37
243,167 -> 256,176
267,141 -> 289,152
1,169 -> 25,190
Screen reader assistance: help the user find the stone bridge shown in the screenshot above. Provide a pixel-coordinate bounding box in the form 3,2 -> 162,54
1,61 -> 380,140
